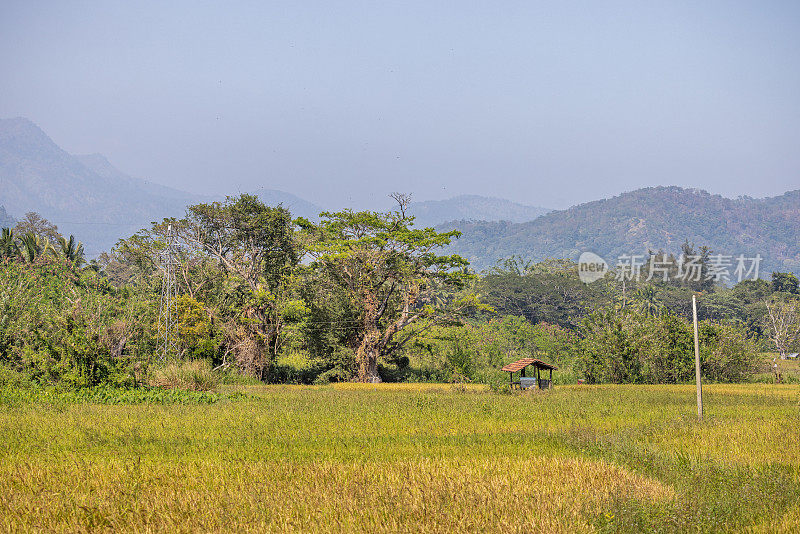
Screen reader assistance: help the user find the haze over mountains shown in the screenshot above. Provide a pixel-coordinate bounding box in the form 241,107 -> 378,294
408,196 -> 549,227
0,205 -> 14,229
1,117 -> 798,277
0,118 -> 549,253
443,187 -> 800,275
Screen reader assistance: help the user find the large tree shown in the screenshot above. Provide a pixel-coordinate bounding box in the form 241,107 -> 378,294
302,194 -> 474,382
13,212 -> 61,243
479,257 -> 609,328
115,194 -> 300,376
763,296 -> 800,359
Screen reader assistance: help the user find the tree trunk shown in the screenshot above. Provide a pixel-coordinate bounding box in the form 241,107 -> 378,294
356,328 -> 382,383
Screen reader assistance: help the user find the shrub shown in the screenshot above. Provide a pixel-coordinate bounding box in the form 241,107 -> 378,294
0,363 -> 32,388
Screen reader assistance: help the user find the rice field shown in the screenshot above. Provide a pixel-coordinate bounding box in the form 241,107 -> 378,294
0,383 -> 799,533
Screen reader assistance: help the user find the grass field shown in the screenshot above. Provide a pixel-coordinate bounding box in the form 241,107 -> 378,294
1,383 -> 799,533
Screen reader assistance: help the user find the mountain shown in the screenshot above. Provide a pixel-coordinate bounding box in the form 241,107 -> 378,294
4,119 -> 798,276
75,153 -> 207,203
0,205 -> 14,228
0,117 -> 200,254
0,118 -> 322,254
408,195 -> 550,227
442,186 -> 800,275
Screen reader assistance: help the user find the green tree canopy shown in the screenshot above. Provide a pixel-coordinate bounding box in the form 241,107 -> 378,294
302,194 -> 474,382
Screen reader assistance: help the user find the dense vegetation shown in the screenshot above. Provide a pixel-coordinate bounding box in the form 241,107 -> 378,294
1,195 -> 798,390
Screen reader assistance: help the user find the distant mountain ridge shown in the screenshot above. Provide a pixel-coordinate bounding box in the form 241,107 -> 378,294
444,186 -> 800,275
75,153 -> 206,203
0,118 -> 557,254
3,118 -> 798,277
408,195 -> 550,227
0,118 -> 323,253
0,117 -> 197,253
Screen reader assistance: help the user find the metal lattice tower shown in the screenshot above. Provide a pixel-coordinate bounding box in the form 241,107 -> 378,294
157,224 -> 179,360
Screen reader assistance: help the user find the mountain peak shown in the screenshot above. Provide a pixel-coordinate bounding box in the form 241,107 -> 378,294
0,117 -> 59,149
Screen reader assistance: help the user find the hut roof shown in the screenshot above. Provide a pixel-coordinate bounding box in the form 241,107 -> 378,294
500,358 -> 558,372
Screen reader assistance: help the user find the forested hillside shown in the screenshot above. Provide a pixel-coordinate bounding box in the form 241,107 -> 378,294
444,187 -> 800,275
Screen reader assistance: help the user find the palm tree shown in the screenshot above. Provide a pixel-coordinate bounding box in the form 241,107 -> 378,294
56,235 -> 86,268
18,232 -> 53,263
0,228 -> 18,260
633,285 -> 662,317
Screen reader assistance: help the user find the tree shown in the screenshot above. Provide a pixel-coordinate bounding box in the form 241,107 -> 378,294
13,212 -> 60,243
771,272 -> 799,294
17,232 -> 54,263
183,194 -> 298,292
677,241 -> 714,292
633,285 -> 662,317
56,235 -> 86,269
118,194 -> 301,377
479,257 -> 606,328
302,194 -> 474,382
0,228 -> 18,260
763,297 -> 800,359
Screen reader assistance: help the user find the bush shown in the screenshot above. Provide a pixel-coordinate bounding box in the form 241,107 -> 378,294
0,363 -> 32,388
271,352 -> 321,384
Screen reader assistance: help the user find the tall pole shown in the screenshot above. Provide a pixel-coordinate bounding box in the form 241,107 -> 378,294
692,294 -> 703,420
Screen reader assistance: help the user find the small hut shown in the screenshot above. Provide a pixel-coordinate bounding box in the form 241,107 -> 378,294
501,358 -> 558,389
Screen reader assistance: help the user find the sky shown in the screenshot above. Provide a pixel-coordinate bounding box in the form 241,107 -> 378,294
1,1 -> 798,210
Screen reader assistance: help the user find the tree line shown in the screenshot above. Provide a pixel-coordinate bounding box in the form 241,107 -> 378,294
1,194 -> 798,389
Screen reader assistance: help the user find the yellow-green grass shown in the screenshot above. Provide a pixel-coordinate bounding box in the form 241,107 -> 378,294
0,383 -> 799,532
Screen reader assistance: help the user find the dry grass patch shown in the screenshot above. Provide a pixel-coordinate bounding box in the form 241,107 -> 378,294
148,359 -> 218,391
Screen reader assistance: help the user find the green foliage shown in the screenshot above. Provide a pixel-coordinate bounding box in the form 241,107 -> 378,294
113,194 -> 302,379
175,295 -> 221,359
0,363 -> 32,388
301,195 -> 473,382
576,305 -> 760,384
772,271 -> 799,294
1,199 -> 785,389
397,316 -> 575,384
0,261 -> 155,388
479,257 -> 610,328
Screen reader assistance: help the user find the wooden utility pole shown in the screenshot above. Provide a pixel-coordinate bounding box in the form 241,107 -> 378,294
692,294 -> 703,420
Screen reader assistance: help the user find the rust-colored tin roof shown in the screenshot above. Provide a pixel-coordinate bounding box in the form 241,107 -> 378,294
501,358 -> 558,372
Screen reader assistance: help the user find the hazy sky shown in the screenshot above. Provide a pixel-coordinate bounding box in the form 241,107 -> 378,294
1,1 -> 798,209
